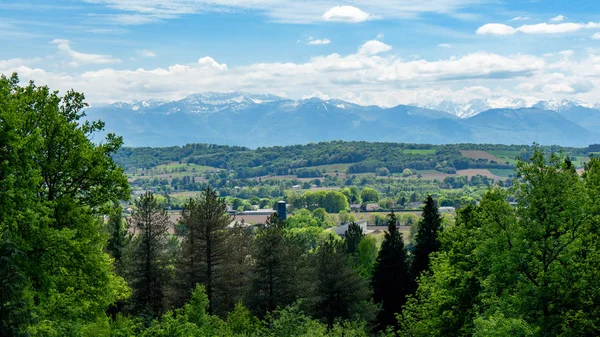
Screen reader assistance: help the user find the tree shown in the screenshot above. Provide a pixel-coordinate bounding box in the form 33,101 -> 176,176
126,192 -> 172,318
411,195 -> 442,280
371,212 -> 411,330
247,214 -> 309,317
172,187 -> 231,315
344,222 -> 363,255
0,74 -> 129,333
313,235 -> 372,327
361,188 -> 380,203
105,207 -> 129,272
355,237 -> 378,279
400,151 -> 600,336
218,222 -> 253,315
338,210 -> 356,226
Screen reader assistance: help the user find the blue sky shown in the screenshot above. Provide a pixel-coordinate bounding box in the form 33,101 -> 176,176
2,0 -> 600,106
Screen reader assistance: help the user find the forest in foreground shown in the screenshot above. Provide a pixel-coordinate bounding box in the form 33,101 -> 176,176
2,74 -> 600,337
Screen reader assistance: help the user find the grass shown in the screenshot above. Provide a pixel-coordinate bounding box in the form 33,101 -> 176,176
299,163 -> 354,173
488,168 -> 516,178
403,149 -> 436,155
488,150 -> 521,165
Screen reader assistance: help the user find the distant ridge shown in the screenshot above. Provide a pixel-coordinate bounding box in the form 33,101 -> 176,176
86,93 -> 600,147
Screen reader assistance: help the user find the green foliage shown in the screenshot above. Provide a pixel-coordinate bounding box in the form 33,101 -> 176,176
0,74 -> 130,334
172,187 -> 232,314
124,192 -> 172,318
247,214 -> 311,317
290,190 -> 349,213
338,210 -> 356,226
313,235 -> 373,326
354,237 -> 378,279
360,188 -> 380,203
400,150 -> 600,336
411,195 -> 442,279
344,222 -> 364,255
372,212 -> 411,331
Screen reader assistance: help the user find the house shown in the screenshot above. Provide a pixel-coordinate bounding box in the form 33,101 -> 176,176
438,206 -> 455,213
350,204 -> 361,212
329,220 -> 371,236
365,203 -> 380,211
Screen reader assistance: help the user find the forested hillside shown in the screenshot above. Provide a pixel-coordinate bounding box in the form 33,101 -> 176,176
3,75 -> 600,336
114,141 -> 593,177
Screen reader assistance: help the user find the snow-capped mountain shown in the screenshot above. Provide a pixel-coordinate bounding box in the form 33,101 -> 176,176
85,93 -> 600,148
424,97 -> 535,118
532,99 -> 595,112
103,92 -> 286,115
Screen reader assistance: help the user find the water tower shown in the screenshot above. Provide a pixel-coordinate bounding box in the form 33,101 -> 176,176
276,201 -> 287,220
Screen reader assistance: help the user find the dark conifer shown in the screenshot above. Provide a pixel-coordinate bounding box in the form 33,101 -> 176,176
314,234 -> 371,327
246,214 -> 306,317
412,195 -> 442,280
344,221 -> 364,255
371,211 -> 411,330
172,187 -> 231,315
126,192 -> 171,318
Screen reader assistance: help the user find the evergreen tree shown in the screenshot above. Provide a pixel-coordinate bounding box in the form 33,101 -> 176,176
172,187 -> 231,315
217,222 -> 253,315
314,234 -> 371,327
105,206 -> 129,272
371,211 -> 411,331
412,195 -> 442,280
344,221 -> 363,255
247,214 -> 307,317
126,192 -> 171,318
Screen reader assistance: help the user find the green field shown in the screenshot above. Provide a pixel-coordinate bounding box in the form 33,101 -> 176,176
488,168 -> 516,178
488,150 -> 520,164
403,149 -> 436,155
299,163 -> 354,173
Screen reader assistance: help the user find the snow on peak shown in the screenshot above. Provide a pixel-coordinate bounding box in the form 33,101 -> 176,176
533,99 -> 594,112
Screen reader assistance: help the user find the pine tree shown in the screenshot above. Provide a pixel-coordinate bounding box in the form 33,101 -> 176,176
217,222 -> 253,315
172,187 -> 231,315
247,214 -> 307,317
314,234 -> 371,327
344,221 -> 363,255
371,211 -> 411,330
105,207 -> 129,272
126,192 -> 171,318
412,195 -> 442,280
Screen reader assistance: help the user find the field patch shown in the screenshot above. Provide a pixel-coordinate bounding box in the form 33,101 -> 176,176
403,149 -> 436,155
456,169 -> 504,180
488,150 -> 521,165
488,168 -> 516,178
460,150 -> 502,162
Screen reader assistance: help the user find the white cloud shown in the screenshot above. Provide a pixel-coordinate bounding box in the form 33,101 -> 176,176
50,39 -> 121,66
83,0 -> 482,24
358,40 -> 392,55
322,6 -> 370,23
139,49 -> 156,57
197,56 -> 227,70
510,16 -> 530,21
438,43 -> 452,48
376,33 -> 384,40
550,15 -> 566,22
477,21 -> 600,36
592,32 -> 600,40
307,37 -> 331,45
10,40 -> 600,106
476,23 -> 517,36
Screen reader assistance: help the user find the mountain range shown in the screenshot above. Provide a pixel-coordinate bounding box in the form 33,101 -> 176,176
85,92 -> 600,148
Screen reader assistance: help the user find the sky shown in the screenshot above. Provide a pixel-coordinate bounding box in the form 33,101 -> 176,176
2,0 -> 600,107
